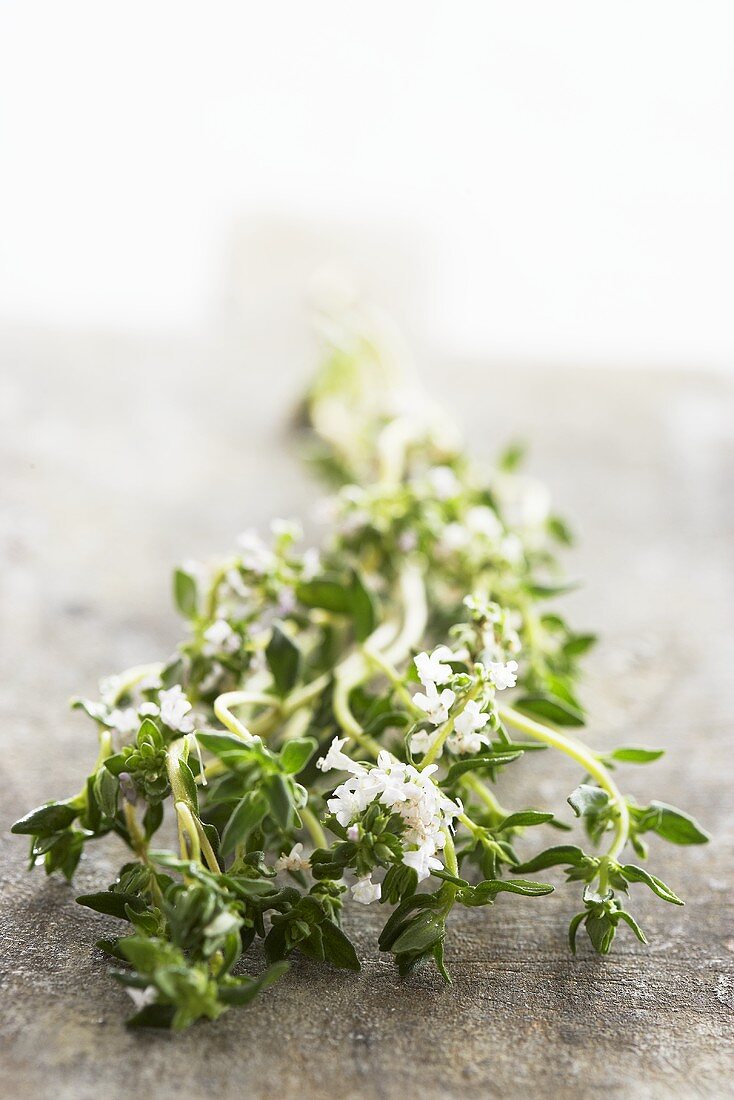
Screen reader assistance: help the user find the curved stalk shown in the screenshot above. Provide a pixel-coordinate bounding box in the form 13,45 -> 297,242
300,805 -> 328,850
333,653 -> 383,755
214,691 -> 277,742
108,662 -> 163,706
175,802 -> 201,863
499,705 -> 630,860
381,561 -> 428,665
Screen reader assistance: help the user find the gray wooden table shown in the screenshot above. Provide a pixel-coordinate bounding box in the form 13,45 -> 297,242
1,329 -> 732,1099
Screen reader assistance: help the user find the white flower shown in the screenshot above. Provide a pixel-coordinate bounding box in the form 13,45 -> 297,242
138,673 -> 163,693
414,645 -> 454,687
301,547 -> 322,581
106,707 -> 138,736
453,699 -> 490,738
449,700 -> 492,755
339,509 -> 370,538
317,736 -> 366,776
426,465 -> 460,501
397,530 -> 418,553
408,727 -> 439,757
158,685 -> 195,733
497,474 -> 551,530
487,660 -> 519,691
465,505 -> 502,540
403,842 -> 443,882
500,533 -> 523,564
438,522 -> 470,555
277,587 -> 297,616
124,984 -> 157,1010
204,618 -> 240,654
413,682 -> 455,725
237,530 -> 276,574
327,781 -> 371,826
274,842 -> 310,873
346,824 -> 360,842
325,745 -> 460,880
351,874 -> 381,905
271,518 -> 303,543
138,701 -> 160,718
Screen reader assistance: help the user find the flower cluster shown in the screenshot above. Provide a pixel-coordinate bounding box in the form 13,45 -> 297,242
409,640 -> 518,758
318,738 -> 460,889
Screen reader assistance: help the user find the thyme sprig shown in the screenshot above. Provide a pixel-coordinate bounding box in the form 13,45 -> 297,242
12,313 -> 709,1029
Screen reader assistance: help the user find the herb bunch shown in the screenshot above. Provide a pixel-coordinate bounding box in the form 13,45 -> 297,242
13,312 -> 709,1029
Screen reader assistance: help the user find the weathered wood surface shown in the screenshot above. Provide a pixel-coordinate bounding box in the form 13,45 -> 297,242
1,330 -> 732,1099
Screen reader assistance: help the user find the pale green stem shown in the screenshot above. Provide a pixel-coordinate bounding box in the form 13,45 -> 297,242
499,705 -> 630,861
282,672 -> 332,716
362,643 -> 418,712
214,690 -> 277,741
419,681 -> 482,770
463,772 -> 508,820
175,801 -> 201,863
442,829 -> 459,877
108,662 -> 163,706
300,805 -> 328,850
333,654 -> 383,756
376,415 -> 417,484
205,556 -> 238,620
166,737 -> 221,872
381,560 -> 428,665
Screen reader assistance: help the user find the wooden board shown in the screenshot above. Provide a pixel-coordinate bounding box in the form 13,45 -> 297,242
1,331 -> 732,1098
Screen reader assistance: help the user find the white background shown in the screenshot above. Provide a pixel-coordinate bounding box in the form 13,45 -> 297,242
1,1 -> 733,371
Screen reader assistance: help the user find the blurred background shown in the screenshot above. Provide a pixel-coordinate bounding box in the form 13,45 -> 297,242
1,1 -> 733,369
1,1 -> 733,684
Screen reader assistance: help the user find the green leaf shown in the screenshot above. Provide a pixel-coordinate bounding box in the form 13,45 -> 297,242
617,910 -> 648,944
94,766 -> 119,819
279,737 -> 317,775
513,693 -> 585,727
295,577 -> 352,614
547,515 -> 574,545
433,939 -> 452,983
497,811 -> 555,831
320,919 -> 361,971
391,911 -> 446,955
514,845 -> 590,873
263,774 -> 295,830
585,907 -> 616,955
445,749 -> 523,782
178,759 -> 199,812
220,790 -> 269,857
473,878 -> 554,901
76,891 -> 146,919
11,801 -> 79,836
568,784 -> 610,819
498,441 -> 526,471
173,567 -> 199,619
219,961 -> 289,1004
526,580 -> 579,600
562,633 -> 598,659
621,864 -> 684,905
568,911 -> 585,954
196,730 -> 257,766
350,569 -> 377,641
609,746 -> 665,765
266,624 -> 302,697
643,801 -> 710,846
